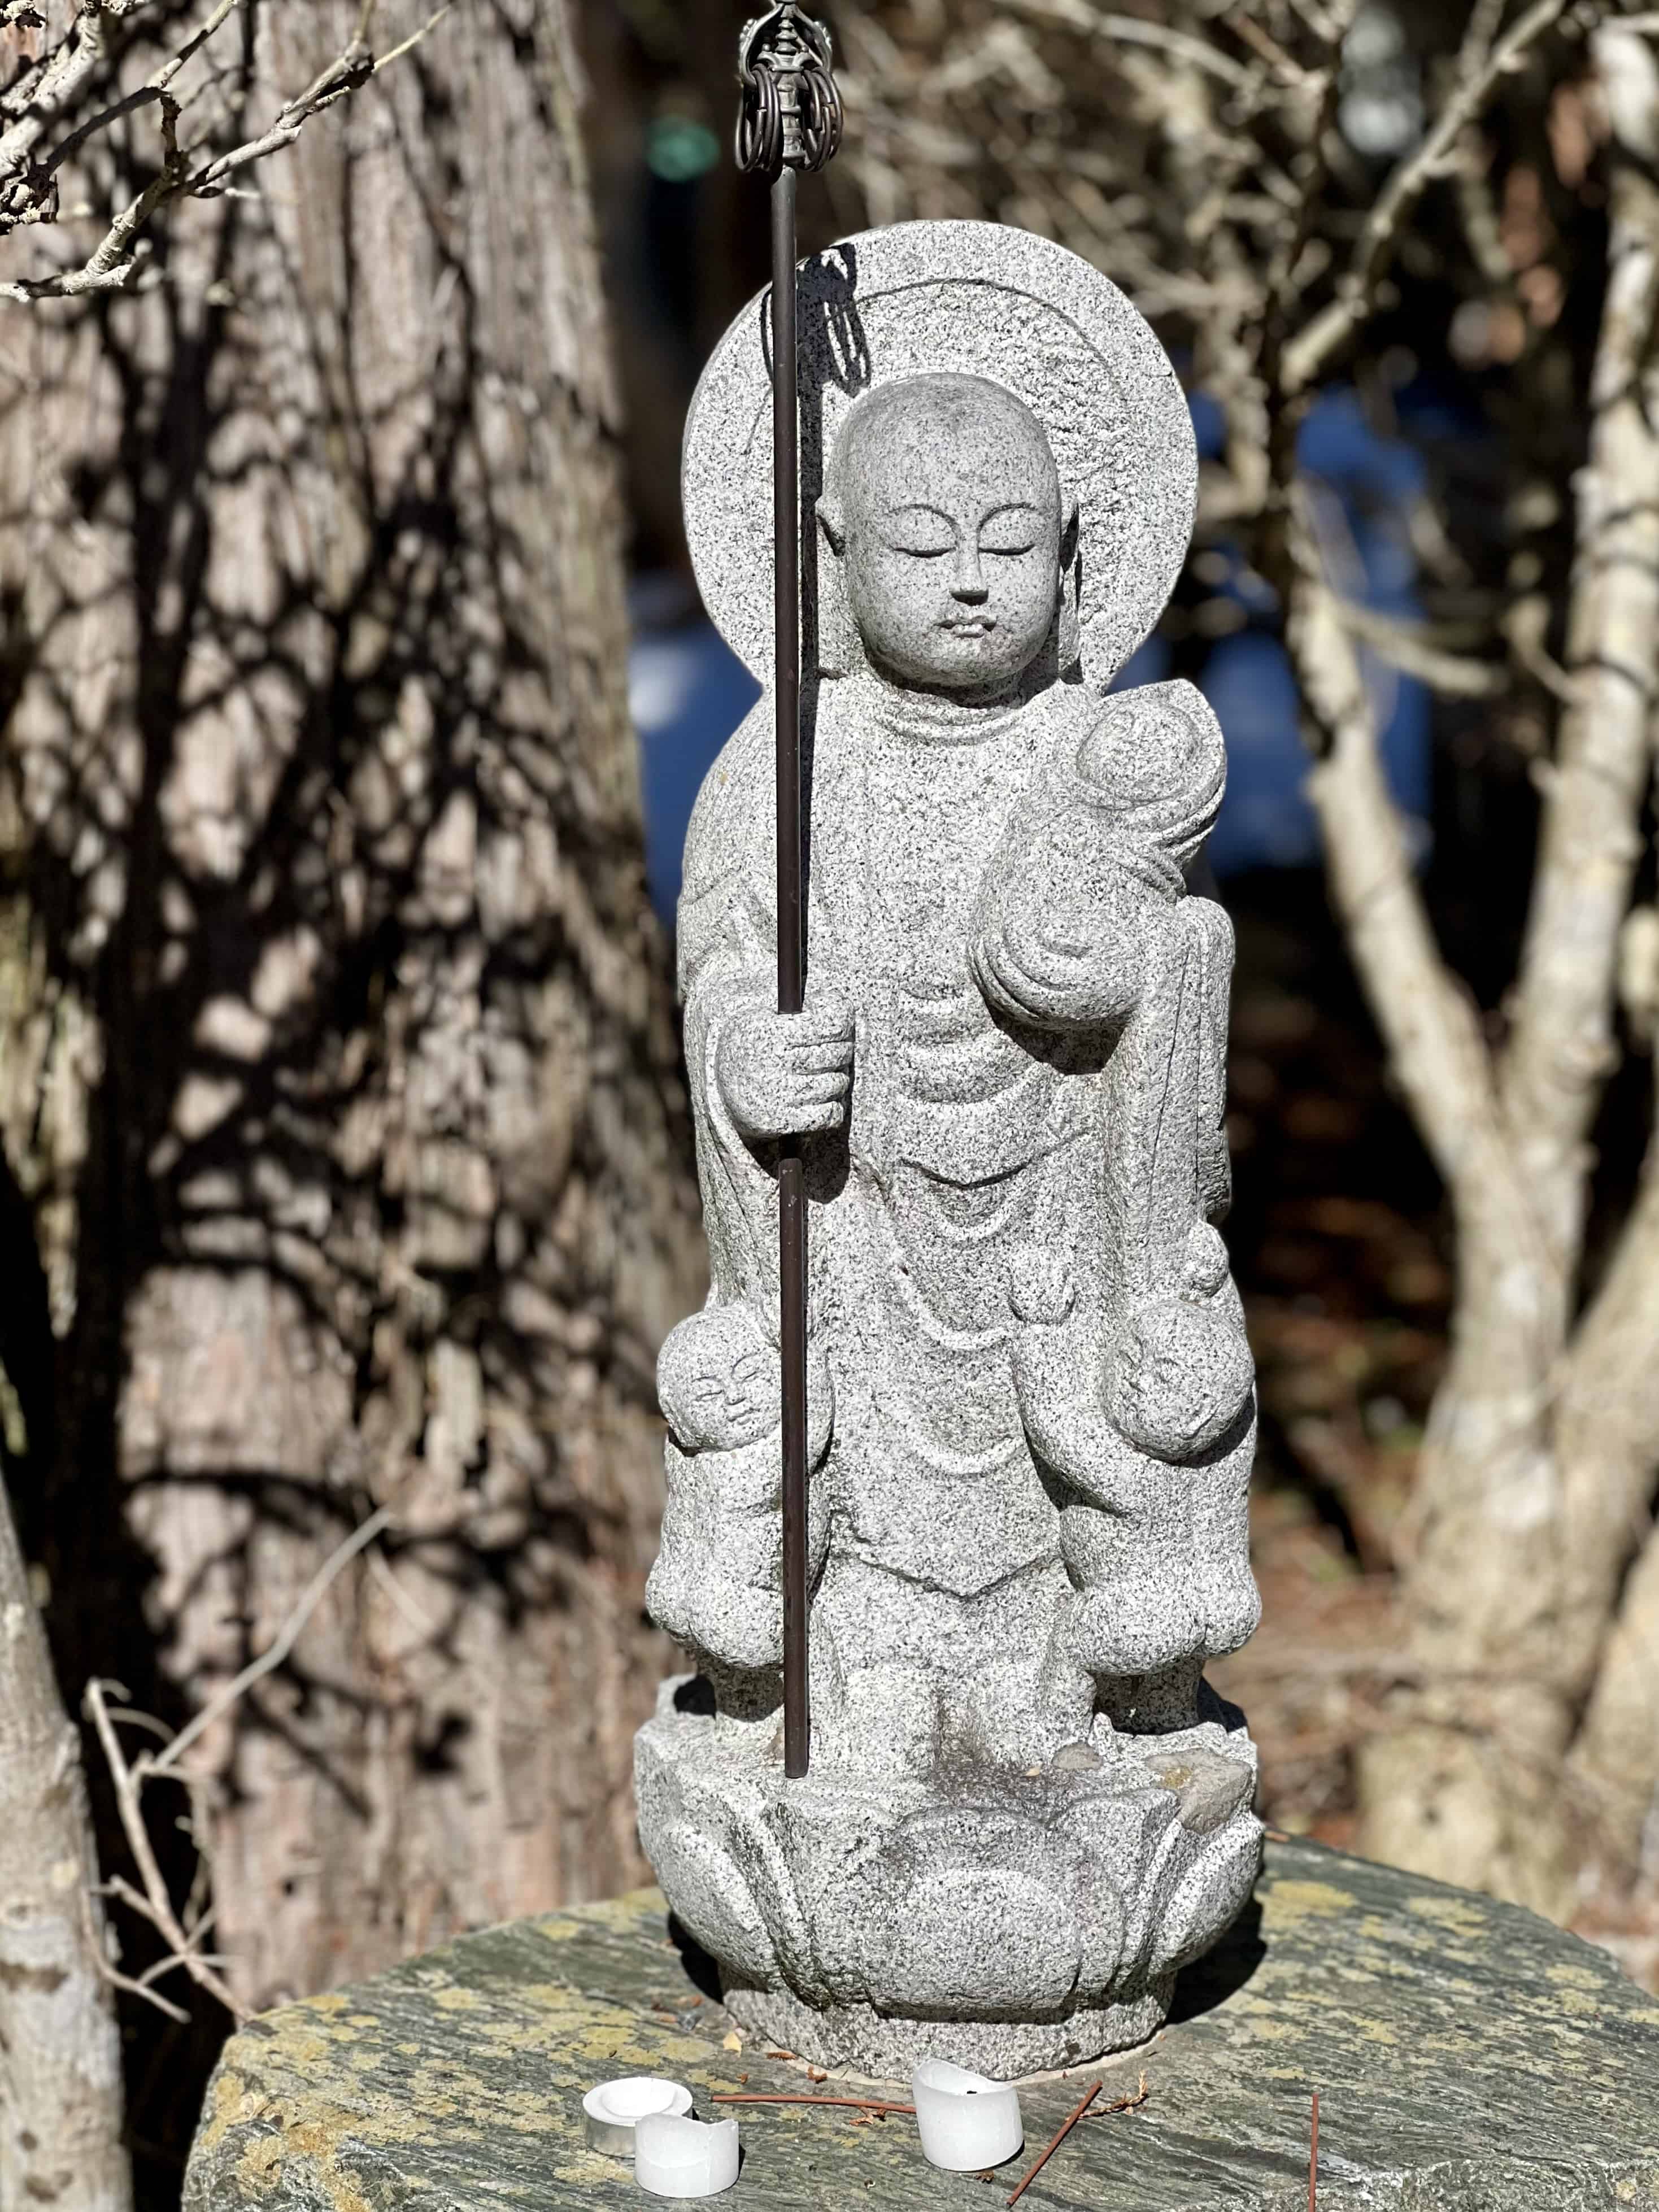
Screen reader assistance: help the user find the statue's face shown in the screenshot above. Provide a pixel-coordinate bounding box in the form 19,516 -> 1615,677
825,376 -> 1068,694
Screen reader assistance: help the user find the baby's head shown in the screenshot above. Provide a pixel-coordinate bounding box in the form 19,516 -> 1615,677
818,373 -> 1076,696
1107,1229 -> 1251,1461
657,1305 -> 780,1453
1074,686 -> 1225,869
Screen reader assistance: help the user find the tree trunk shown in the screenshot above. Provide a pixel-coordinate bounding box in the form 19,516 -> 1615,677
1342,25 -> 1659,1912
0,0 -> 700,2100
0,1471 -> 130,2212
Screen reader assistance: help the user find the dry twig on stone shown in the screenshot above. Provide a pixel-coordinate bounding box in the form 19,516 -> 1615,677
1007,2080 -> 1101,2207
1085,2071 -> 1151,2118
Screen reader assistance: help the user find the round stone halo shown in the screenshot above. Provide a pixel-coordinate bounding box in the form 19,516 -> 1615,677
681,217 -> 1198,691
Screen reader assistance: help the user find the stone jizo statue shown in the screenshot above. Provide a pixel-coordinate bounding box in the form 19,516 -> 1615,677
637,220 -> 1262,2077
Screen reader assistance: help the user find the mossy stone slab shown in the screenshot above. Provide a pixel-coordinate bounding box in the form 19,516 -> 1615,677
184,1839 -> 1659,2211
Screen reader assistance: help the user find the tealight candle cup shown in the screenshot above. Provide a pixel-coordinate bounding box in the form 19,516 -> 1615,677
911,2059 -> 1024,2171
581,2076 -> 694,2158
634,2112 -> 741,2199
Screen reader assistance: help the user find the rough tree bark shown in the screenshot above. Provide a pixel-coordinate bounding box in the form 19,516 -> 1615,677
0,0 -> 701,2079
0,1471 -> 130,2212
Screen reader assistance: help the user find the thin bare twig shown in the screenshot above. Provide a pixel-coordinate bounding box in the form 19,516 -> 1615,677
80,1503 -> 396,2024
1283,0 -> 1587,388
79,1878 -> 190,2026
146,1505 -> 394,1778
1007,2081 -> 1100,2207
0,0 -> 450,301
1335,602 -> 1508,697
1085,2072 -> 1150,2119
373,2 -> 451,75
1001,0 -> 1257,88
84,1680 -> 245,2021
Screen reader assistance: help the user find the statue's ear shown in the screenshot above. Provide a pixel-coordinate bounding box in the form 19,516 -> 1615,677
1060,491 -> 1079,572
813,497 -> 857,677
1056,490 -> 1082,672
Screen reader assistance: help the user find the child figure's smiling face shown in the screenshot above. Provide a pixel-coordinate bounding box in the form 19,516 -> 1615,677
658,1306 -> 780,1453
821,374 -> 1072,696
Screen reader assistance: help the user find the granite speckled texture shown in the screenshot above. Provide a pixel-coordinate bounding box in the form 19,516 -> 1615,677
642,217 -> 1261,2069
184,1840 -> 1659,2211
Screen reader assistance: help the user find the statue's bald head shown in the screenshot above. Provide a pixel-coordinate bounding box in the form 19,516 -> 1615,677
825,374 -> 1060,519
819,373 -> 1074,694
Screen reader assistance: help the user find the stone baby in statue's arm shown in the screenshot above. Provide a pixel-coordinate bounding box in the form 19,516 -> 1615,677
646,1302 -> 831,1675
970,676 -> 1225,1037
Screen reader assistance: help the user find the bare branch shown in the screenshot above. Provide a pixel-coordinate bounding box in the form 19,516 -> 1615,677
1000,0 -> 1258,88
1333,602 -> 1508,696
1549,1104 -> 1659,1697
155,0 -> 240,90
80,1500 -> 394,2022
1572,1508 -> 1659,1868
372,2 -> 450,77
84,1679 -> 245,2021
0,0 -> 449,303
149,1504 -> 394,1779
79,1887 -> 191,2026
1224,8 -> 1324,87
1292,556 -> 1509,1203
0,6 -> 114,182
1283,0 -> 1584,390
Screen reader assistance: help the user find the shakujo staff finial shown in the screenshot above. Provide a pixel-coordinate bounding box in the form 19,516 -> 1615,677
734,2 -> 842,1780
737,6 -> 843,178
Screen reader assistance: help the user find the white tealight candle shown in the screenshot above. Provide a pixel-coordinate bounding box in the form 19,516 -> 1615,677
911,2059 -> 1025,2171
581,2077 -> 694,2158
634,2112 -> 741,2200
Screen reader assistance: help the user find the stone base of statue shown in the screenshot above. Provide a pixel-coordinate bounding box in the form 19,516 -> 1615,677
635,1677 -> 1260,2076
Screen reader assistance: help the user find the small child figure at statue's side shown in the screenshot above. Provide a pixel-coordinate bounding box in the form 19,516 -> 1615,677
647,1303 -> 831,1678
1011,1222 -> 1254,1696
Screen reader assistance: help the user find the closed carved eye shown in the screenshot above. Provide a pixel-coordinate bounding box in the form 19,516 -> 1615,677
882,504 -> 955,558
979,504 -> 1042,557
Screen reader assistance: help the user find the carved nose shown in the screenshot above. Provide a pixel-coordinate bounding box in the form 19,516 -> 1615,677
951,546 -> 988,602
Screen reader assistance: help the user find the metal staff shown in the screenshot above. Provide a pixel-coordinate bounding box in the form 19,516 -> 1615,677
735,3 -> 842,1780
